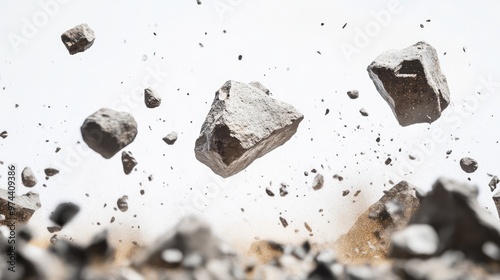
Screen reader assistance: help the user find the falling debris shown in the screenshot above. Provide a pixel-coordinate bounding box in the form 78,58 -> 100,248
117,195 -> 129,212
279,183 -> 289,197
342,190 -> 350,196
121,151 -> 138,175
265,187 -> 275,197
312,173 -> 324,190
144,87 -> 162,108
0,190 -> 41,226
390,224 -> 439,258
238,55 -> 243,60
489,176 -> 499,192
460,157 -> 478,173
304,222 -> 312,233
60,23 -> 95,55
81,108 -> 138,159
493,191 -> 500,218
342,23 -> 347,29
359,108 -> 369,117
367,41 -> 450,126
347,90 -> 359,99
44,168 -> 59,177
50,202 -> 80,227
279,217 -> 289,228
21,167 -> 37,187
47,226 -> 62,233
0,131 -> 7,139
163,131 -> 178,145
385,158 -> 392,165
50,234 -> 59,245
194,80 -> 303,178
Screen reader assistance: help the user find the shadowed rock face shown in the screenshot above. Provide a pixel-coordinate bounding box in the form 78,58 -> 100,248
0,189 -> 41,226
367,41 -> 450,126
195,80 -> 303,178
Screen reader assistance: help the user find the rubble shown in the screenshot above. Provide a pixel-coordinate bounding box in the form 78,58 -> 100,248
121,151 -> 138,175
144,88 -> 162,108
0,131 -> 7,139
44,168 -> 59,176
50,202 -> 80,227
117,195 -> 129,212
81,108 -> 138,159
490,176 -> 499,192
61,23 -> 95,55
163,131 -> 178,145
194,80 -> 303,177
0,190 -> 41,225
279,183 -> 288,197
494,191 -> 500,218
47,225 -> 62,233
367,41 -> 450,126
347,90 -> 359,99
359,108 -> 369,116
390,224 -> 439,258
312,174 -> 324,190
21,166 -> 37,187
460,157 -> 478,173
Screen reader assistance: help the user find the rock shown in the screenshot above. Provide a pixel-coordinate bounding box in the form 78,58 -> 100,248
489,176 -> 500,192
196,0 -> 202,4
61,23 -> 95,55
117,195 -> 128,212
359,108 -> 369,116
81,108 -> 138,159
279,217 -> 288,228
265,187 -> 275,197
279,183 -> 288,197
367,41 -> 450,126
459,157 -> 478,173
342,190 -> 350,196
50,234 -> 59,245
0,190 -> 41,226
50,203 -> 80,227
334,181 -> 420,264
248,240 -> 284,264
47,226 -> 62,233
0,131 -> 7,139
163,131 -> 178,145
347,90 -> 359,99
144,88 -> 162,108
121,151 -> 138,175
248,81 -> 272,96
44,168 -> 59,176
312,174 -> 324,190
21,167 -> 37,187
194,80 -> 303,178
494,191 -> 500,219
409,178 -> 500,261
390,224 -> 439,258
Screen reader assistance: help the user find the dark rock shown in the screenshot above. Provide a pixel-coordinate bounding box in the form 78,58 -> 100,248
61,23 -> 95,55
85,230 -> 113,260
279,183 -> 288,197
47,225 -> 62,233
0,190 -> 41,226
81,108 -> 138,159
163,131 -> 178,145
0,131 -> 7,139
490,176 -> 499,192
347,90 -> 359,99
367,41 -> 450,126
44,168 -> 59,176
21,167 -> 37,187
359,108 -> 369,117
279,217 -> 288,228
144,87 -> 162,108
312,174 -> 324,190
50,202 -> 80,227
117,195 -> 128,212
342,190 -> 350,196
121,151 -> 138,175
460,157 -> 478,173
194,80 -> 303,178
265,187 -> 275,197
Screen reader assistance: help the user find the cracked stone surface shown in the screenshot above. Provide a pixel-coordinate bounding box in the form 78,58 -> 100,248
0,189 -> 41,226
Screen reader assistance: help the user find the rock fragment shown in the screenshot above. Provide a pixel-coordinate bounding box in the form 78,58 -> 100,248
117,195 -> 128,212
359,108 -> 369,116
367,41 -> 450,126
312,173 -> 324,190
347,90 -> 359,99
44,168 -> 59,176
279,217 -> 288,228
121,151 -> 138,175
279,183 -> 288,197
50,202 -> 80,227
494,191 -> 500,219
0,131 -> 7,139
0,190 -> 41,225
460,157 -> 478,173
248,81 -> 272,96
194,80 -> 303,178
61,23 -> 95,55
390,224 -> 439,258
163,131 -> 178,145
490,176 -> 499,192
47,225 -> 62,233
81,108 -> 138,159
144,88 -> 162,108
21,167 -> 37,187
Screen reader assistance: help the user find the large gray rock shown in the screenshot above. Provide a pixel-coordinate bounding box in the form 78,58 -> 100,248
367,41 -> 450,126
0,189 -> 41,226
61,23 -> 95,55
194,80 -> 303,178
81,108 -> 138,159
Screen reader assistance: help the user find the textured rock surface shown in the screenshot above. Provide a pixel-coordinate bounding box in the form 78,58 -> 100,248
21,167 -> 37,187
81,108 -> 138,159
334,181 -> 420,264
460,157 -> 478,173
0,190 -> 41,226
163,131 -> 178,145
121,151 -> 138,175
44,168 -> 59,176
367,41 -> 450,126
195,80 -> 303,177
144,87 -> 162,108
347,90 -> 359,99
407,178 -> 500,261
494,190 -> 500,218
61,23 -> 95,55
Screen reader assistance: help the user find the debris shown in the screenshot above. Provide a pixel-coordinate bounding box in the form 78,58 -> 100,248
347,90 -> 359,99
489,176 -> 499,192
446,150 -> 452,155
390,224 -> 439,258
0,131 -> 7,139
279,183 -> 288,197
265,187 -> 275,197
81,108 -> 138,159
385,158 -> 392,165
359,108 -> 369,116
279,217 -> 289,228
312,173 -> 324,190
304,222 -> 312,233
21,167 -> 37,187
50,202 -> 80,227
163,131 -> 178,145
493,191 -> 500,218
61,23 -> 95,55
460,157 -> 478,173
0,190 -> 41,226
144,88 -> 162,108
342,190 -> 350,196
248,81 -> 272,96
50,234 -> 59,244
238,55 -> 243,60
121,151 -> 138,175
194,80 -> 303,177
47,226 -> 62,233
44,168 -> 59,176
367,41 -> 450,126
117,195 -> 128,212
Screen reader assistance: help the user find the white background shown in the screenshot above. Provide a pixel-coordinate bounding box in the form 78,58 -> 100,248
1,0 -> 499,256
